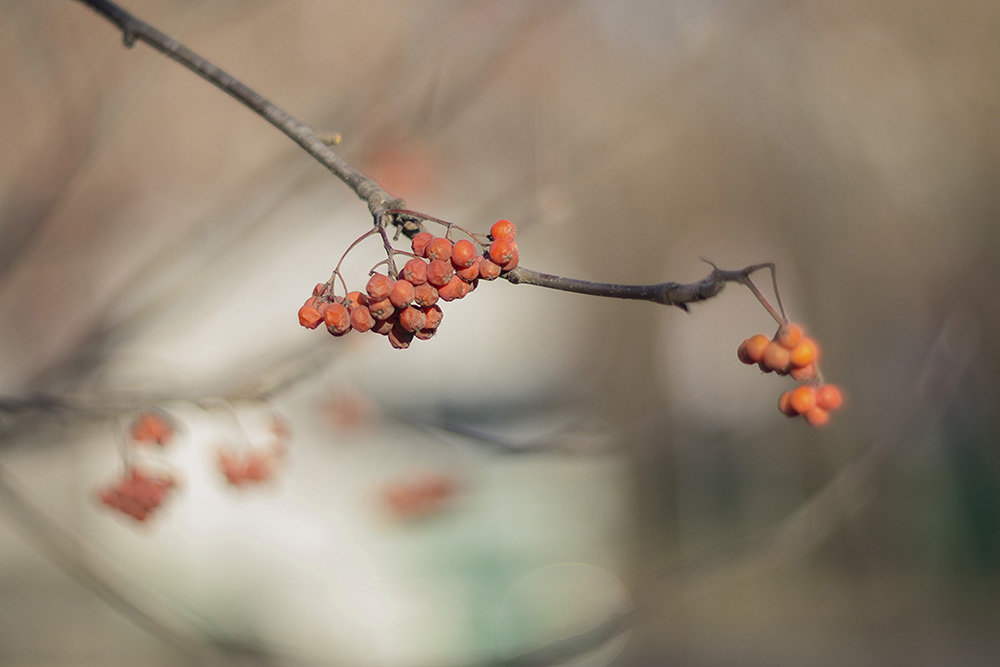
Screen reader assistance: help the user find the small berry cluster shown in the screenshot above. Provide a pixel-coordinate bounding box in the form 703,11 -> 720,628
381,472 -> 457,519
299,219 -> 519,349
218,442 -> 286,487
738,322 -> 844,426
128,410 -> 174,446
98,467 -> 177,522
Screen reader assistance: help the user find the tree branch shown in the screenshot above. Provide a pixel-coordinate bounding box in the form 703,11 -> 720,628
73,0 -> 403,220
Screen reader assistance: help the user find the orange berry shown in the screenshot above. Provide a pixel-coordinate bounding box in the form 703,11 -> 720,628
366,273 -> 395,301
426,259 -> 454,287
437,275 -> 466,301
389,279 -> 415,308
413,282 -> 439,307
368,298 -> 395,321
425,237 -> 453,262
489,238 -> 516,266
422,304 -> 443,330
130,412 -> 173,445
323,303 -> 351,334
456,256 -> 481,282
500,241 -> 519,271
761,341 -> 790,373
789,385 -> 817,414
816,384 -> 844,411
738,334 -> 770,365
411,232 -> 433,257
804,407 -> 830,427
414,328 -> 436,340
789,363 -> 817,382
778,391 -> 799,417
490,219 -> 517,241
350,305 -> 375,332
398,306 -> 427,332
451,239 -> 478,269
775,323 -> 804,350
789,338 -> 819,367
478,257 -> 502,281
298,298 -> 323,329
401,258 -> 428,285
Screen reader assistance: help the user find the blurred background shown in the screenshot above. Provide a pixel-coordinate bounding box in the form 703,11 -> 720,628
1,0 -> 999,665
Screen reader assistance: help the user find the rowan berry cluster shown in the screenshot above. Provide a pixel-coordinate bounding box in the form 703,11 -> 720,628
738,322 -> 844,426
129,410 -> 174,446
218,442 -> 286,487
298,218 -> 519,349
98,467 -> 177,522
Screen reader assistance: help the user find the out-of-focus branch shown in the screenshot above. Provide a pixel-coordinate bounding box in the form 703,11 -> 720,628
73,0 -> 403,221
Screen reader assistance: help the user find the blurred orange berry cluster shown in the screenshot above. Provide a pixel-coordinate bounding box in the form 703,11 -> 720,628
98,467 -> 177,522
738,322 -> 845,426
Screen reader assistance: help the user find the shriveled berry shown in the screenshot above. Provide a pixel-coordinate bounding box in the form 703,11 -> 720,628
398,306 -> 427,332
490,219 -> 517,241
413,282 -> 439,306
411,232 -> 433,257
298,298 -> 324,329
816,384 -> 844,411
489,238 -> 516,266
368,298 -> 395,321
451,239 -> 478,268
402,258 -> 428,285
778,391 -> 799,417
366,273 -> 395,301
414,328 -> 437,340
789,363 -> 817,382
789,385 -> 817,414
350,305 -> 375,332
789,338 -> 819,367
422,304 -> 443,330
389,279 -> 416,308
372,317 -> 395,336
761,341 -> 790,373
478,257 -> 502,281
776,323 -> 804,350
312,283 -> 326,296
804,407 -> 830,427
456,256 -> 481,282
344,291 -> 367,309
324,303 -> 351,334
426,259 -> 454,287
738,334 -> 770,365
388,324 -> 414,349
425,237 -> 453,262
437,275 -> 466,301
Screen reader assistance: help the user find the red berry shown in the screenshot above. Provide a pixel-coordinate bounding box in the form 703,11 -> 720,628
437,275 -> 466,301
456,256 -> 481,282
789,385 -> 817,414
130,411 -> 173,445
789,363 -> 817,382
422,304 -> 443,330
778,391 -> 799,417
478,257 -> 502,281
398,306 -> 427,332
789,338 -> 819,367
372,316 -> 395,336
350,305 -> 375,332
389,280 -> 415,308
366,273 -> 395,301
411,232 -> 433,257
804,407 -> 830,427
388,324 -> 414,349
425,237 -> 453,262
344,291 -> 367,309
401,258 -> 428,285
414,328 -> 436,340
488,238 -> 516,266
368,298 -> 395,321
413,282 -> 439,307
324,303 -> 351,335
490,219 -> 517,241
298,298 -> 324,329
451,239 -> 478,269
760,342 -> 790,373
426,259 -> 454,287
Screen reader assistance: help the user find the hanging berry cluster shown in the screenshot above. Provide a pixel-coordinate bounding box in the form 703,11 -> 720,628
298,217 -> 519,349
97,410 -> 179,522
738,322 -> 845,426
